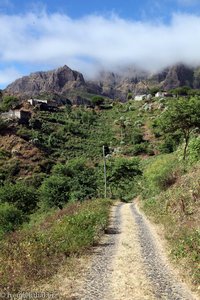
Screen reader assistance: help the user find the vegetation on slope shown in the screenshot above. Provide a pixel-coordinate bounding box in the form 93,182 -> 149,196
139,97 -> 200,289
0,198 -> 112,292
0,93 -> 199,292
141,152 -> 200,287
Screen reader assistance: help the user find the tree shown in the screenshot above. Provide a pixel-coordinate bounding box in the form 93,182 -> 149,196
0,95 -> 19,111
0,203 -> 25,237
149,87 -> 160,96
39,175 -> 70,209
170,86 -> 191,96
0,182 -> 38,214
158,97 -> 200,160
106,157 -> 142,200
91,96 -> 104,107
114,116 -> 131,143
51,158 -> 98,202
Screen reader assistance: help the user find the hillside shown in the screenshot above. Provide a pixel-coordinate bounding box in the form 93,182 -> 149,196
0,94 -> 199,296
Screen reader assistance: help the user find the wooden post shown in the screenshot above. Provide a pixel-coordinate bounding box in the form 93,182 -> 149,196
103,145 -> 107,198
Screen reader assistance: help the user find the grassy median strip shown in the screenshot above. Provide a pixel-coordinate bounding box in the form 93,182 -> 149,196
0,198 -> 112,293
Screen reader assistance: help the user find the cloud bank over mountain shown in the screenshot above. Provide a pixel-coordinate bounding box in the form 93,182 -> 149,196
1,11 -> 200,85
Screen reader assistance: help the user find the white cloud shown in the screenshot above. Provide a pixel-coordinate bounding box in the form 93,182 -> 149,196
0,11 -> 200,82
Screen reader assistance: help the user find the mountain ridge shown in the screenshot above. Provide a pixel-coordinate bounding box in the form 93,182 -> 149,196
5,63 -> 200,101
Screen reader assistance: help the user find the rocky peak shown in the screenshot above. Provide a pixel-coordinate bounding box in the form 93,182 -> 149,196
5,65 -> 86,98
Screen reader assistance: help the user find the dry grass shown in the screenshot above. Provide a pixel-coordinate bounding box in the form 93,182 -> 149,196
142,163 -> 200,289
0,199 -> 112,293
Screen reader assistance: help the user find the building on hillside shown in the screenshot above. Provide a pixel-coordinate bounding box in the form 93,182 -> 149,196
155,92 -> 163,98
1,109 -> 31,123
134,94 -> 147,101
155,91 -> 173,98
27,98 -> 58,111
28,98 -> 58,107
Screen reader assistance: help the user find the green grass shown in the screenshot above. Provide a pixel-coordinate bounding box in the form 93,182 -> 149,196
142,153 -> 184,197
142,159 -> 200,287
0,198 -> 112,292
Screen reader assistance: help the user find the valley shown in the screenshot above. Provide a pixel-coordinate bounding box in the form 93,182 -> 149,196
0,67 -> 199,299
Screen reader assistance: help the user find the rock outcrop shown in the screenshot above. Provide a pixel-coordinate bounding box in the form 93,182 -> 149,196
94,64 -> 196,99
5,65 -> 87,98
5,64 -> 200,102
162,64 -> 194,90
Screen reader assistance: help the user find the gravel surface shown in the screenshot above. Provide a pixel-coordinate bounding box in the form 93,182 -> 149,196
109,203 -> 155,300
71,202 -> 198,300
79,203 -> 123,300
131,202 -> 198,300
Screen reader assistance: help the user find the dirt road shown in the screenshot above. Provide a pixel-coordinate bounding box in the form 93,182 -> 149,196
78,202 -> 199,300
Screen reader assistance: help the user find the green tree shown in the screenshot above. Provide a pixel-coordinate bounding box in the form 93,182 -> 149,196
158,97 -> 200,160
0,203 -> 25,238
91,96 -> 104,107
149,87 -> 160,96
106,157 -> 142,200
170,86 -> 191,96
52,158 -> 98,202
114,116 -> 131,143
0,182 -> 38,214
0,95 -> 19,111
39,175 -> 70,209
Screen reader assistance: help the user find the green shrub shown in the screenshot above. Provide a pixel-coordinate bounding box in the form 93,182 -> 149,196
143,154 -> 182,196
0,95 -> 19,111
39,175 -> 70,209
132,129 -> 144,144
91,96 -> 104,106
159,135 -> 178,153
0,199 -> 112,292
106,157 -> 142,199
16,126 -> 32,141
52,158 -> 98,202
132,142 -> 150,155
0,149 -> 11,159
188,137 -> 200,163
0,203 -> 25,238
0,159 -> 20,185
0,182 -> 38,214
22,173 -> 47,188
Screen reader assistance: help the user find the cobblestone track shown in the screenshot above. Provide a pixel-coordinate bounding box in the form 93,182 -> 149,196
78,203 -> 123,300
131,202 -> 197,300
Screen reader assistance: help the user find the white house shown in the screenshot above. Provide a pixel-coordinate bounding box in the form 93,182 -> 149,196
27,99 -> 48,106
134,94 -> 146,101
155,92 -> 165,98
27,98 -> 58,109
1,109 -> 31,122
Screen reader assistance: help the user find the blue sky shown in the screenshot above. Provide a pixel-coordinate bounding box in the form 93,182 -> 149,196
1,0 -> 200,21
1,0 -> 200,88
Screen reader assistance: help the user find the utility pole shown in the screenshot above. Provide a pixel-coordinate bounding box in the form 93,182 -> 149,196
102,145 -> 107,198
